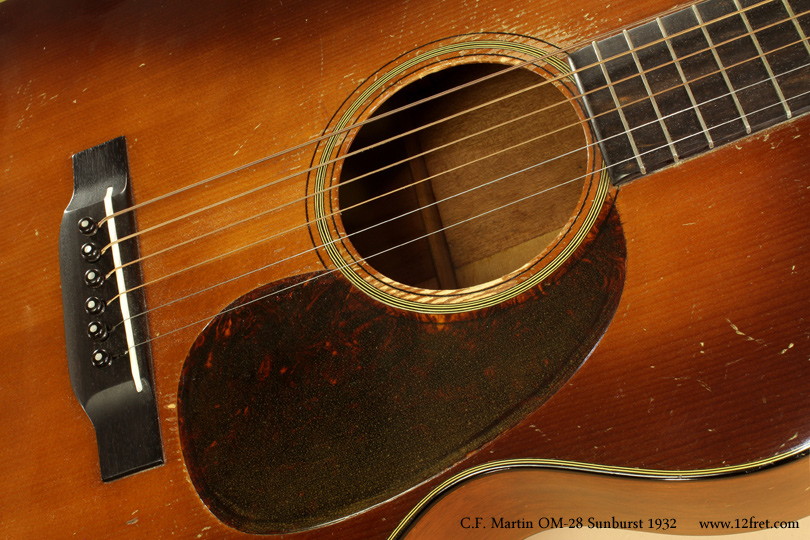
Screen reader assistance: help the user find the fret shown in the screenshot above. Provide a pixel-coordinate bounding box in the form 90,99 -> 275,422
569,0 -> 810,185
787,0 -> 810,44
655,16 -> 717,149
692,4 -> 753,132
660,3 -> 750,145
597,31 -> 678,175
626,19 -> 711,160
623,29 -> 680,161
695,0 -> 787,130
568,43 -> 643,181
741,0 -> 810,118
592,40 -> 648,174
783,0 -> 810,113
734,0 -> 793,117
783,0 -> 810,56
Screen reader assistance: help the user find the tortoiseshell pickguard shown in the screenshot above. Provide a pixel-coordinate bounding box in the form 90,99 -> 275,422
178,205 -> 626,534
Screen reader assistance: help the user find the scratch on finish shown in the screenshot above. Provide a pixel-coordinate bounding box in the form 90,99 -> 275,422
319,35 -> 325,80
780,432 -> 800,449
781,343 -> 795,354
697,379 -> 712,392
233,123 -> 263,156
726,318 -> 766,345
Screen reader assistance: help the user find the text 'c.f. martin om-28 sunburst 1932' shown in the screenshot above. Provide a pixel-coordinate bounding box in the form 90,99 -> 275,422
2,0 -> 810,538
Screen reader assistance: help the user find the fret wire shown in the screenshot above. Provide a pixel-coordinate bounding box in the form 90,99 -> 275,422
782,0 -> 810,56
692,4 -> 753,133
656,16 -> 716,149
623,29 -> 680,162
592,40 -> 648,174
734,0 -> 793,118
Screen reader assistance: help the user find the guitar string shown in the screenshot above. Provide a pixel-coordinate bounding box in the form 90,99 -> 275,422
103,4 -> 806,280
103,30 -> 810,304
94,0 -> 737,227
109,61 -> 809,316
106,48 -> 810,323
112,88 -> 810,355
108,80 -> 810,352
99,0 -> 784,258
96,0 -> 775,237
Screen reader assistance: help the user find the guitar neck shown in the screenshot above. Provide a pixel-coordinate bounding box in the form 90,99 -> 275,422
570,0 -> 810,184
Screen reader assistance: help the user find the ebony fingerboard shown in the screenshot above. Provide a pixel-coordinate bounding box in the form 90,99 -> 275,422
569,0 -> 810,184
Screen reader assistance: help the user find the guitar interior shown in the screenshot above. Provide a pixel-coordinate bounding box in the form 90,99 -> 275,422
338,63 -> 589,289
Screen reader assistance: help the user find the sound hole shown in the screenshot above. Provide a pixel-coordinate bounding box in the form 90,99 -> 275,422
338,63 -> 588,289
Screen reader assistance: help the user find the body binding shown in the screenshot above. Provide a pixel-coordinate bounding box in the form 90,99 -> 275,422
1,0 -> 809,538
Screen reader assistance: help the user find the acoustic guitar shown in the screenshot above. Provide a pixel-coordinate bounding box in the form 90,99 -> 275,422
1,0 -> 809,538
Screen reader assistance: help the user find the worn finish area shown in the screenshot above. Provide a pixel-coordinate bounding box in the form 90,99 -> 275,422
179,205 -> 626,533
2,0 -> 810,539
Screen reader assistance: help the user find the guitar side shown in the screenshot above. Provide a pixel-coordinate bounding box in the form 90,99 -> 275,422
398,456 -> 810,539
1,0 -> 810,539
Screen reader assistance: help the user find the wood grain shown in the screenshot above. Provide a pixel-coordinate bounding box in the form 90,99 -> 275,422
1,0 -> 809,539
402,456 -> 810,539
